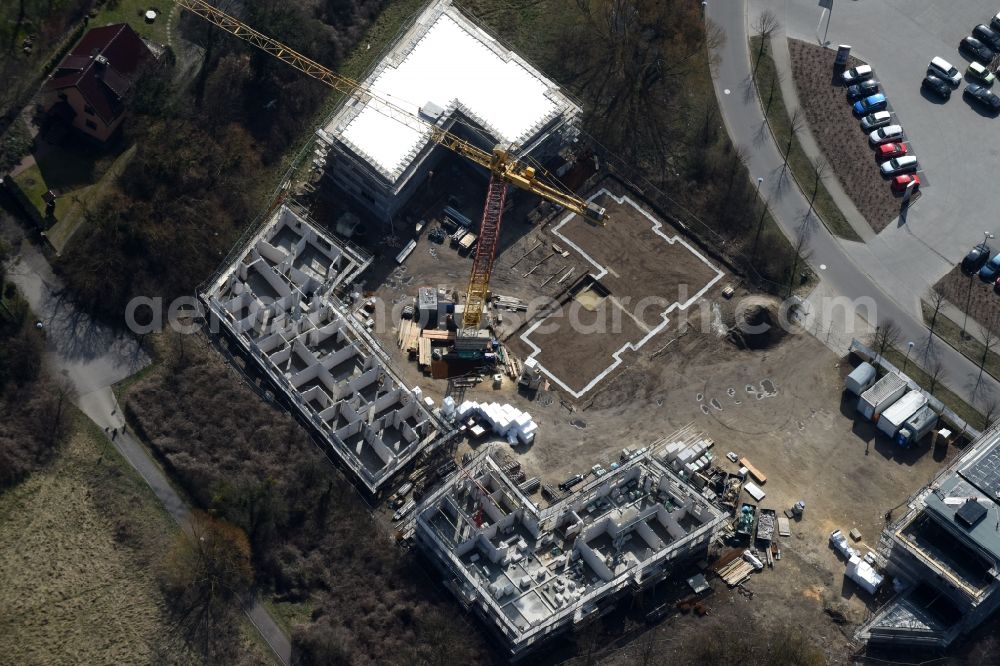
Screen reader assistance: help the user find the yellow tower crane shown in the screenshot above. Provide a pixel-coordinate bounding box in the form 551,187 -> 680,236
175,0 -> 608,330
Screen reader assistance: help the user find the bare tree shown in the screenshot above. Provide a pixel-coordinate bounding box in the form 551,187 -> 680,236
779,108 -> 805,183
807,154 -> 830,216
765,65 -> 785,114
872,320 -> 900,365
982,395 -> 1000,430
976,317 -> 998,391
752,10 -> 780,76
926,289 -> 947,339
927,357 -> 945,394
786,223 -> 811,297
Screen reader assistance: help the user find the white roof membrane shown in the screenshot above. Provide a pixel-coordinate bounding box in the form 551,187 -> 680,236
337,11 -> 563,180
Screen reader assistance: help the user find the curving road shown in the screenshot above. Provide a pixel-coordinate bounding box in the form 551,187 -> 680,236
706,0 -> 1000,409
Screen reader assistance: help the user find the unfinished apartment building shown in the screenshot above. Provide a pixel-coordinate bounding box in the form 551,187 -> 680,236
859,425 -> 1000,647
316,0 -> 581,222
413,449 -> 726,656
202,204 -> 445,494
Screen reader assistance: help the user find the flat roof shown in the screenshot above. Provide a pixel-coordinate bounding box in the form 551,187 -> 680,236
326,0 -> 578,183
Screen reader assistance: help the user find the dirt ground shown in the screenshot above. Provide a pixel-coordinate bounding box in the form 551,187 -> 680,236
936,262 -> 1000,334
0,415 -> 268,665
789,39 -> 912,233
508,192 -> 722,395
358,181 -> 958,654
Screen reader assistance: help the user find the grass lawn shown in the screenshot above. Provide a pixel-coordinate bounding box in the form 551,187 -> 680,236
92,0 -> 175,45
47,144 -> 136,253
923,300 -> 1000,384
264,596 -> 317,635
883,345 -> 986,431
11,162 -> 50,220
751,37 -> 861,242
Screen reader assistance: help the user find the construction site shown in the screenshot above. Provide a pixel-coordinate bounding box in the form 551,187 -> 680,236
181,0 -> 1000,660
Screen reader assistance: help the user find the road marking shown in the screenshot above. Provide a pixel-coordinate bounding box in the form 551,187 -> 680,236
724,88 -> 731,95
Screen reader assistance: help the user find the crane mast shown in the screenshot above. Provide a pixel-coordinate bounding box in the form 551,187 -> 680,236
176,0 -> 607,331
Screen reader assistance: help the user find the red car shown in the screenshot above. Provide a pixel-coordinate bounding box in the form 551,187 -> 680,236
877,142 -> 907,160
891,174 -> 920,192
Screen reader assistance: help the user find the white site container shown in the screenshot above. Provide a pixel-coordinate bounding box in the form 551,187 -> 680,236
877,390 -> 927,438
857,373 -> 906,421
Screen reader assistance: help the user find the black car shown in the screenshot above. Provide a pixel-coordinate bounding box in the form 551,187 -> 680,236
965,83 -> 1000,110
962,243 -> 991,275
846,79 -> 879,100
961,36 -> 994,63
921,74 -> 951,99
993,12 -> 1000,33
973,24 -> 1000,52
558,474 -> 584,492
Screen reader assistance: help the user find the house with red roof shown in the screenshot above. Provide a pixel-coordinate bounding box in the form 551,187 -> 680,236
40,23 -> 150,142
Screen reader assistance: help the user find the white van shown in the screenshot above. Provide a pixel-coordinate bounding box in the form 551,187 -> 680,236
928,56 -> 962,86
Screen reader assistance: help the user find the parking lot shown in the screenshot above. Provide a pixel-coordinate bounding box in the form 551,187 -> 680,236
761,0 -> 1000,312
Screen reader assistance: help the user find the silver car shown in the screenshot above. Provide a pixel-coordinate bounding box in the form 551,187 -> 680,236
869,124 -> 903,145
860,111 -> 891,132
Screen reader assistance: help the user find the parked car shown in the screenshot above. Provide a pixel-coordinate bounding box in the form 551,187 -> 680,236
842,64 -> 874,84
963,243 -> 992,274
965,83 -> 1000,110
869,124 -> 903,145
890,173 -> 920,192
973,24 -> 1000,52
961,36 -> 994,64
928,56 -> 962,86
879,155 -> 918,176
860,110 -> 892,131
853,93 -> 887,114
979,253 -> 1000,282
921,74 -> 952,99
968,61 -> 996,85
993,12 -> 1000,33
877,142 -> 907,159
847,79 -> 880,99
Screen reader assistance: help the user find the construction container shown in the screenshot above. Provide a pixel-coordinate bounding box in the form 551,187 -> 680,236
857,373 -> 906,421
895,404 -> 938,447
845,362 -> 877,395
877,390 -> 927,438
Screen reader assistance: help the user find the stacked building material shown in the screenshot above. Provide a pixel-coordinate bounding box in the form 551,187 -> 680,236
455,400 -> 538,445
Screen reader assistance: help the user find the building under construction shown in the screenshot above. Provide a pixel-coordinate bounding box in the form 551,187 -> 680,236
202,204 -> 448,494
859,424 -> 1000,647
317,0 -> 582,223
412,447 -> 726,656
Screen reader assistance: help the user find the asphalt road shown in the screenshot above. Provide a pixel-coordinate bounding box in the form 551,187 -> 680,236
0,212 -> 292,665
707,0 -> 1000,409
755,0 -> 1000,316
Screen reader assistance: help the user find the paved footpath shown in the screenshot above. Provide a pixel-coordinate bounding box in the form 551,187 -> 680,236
0,213 -> 292,665
706,0 -> 1000,410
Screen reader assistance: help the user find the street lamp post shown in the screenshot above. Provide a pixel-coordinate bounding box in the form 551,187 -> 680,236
903,341 -> 914,373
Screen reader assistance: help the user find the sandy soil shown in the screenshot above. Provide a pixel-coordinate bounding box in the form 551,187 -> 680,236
789,39 -> 911,233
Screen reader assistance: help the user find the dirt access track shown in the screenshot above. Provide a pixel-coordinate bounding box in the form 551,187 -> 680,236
513,190 -> 723,398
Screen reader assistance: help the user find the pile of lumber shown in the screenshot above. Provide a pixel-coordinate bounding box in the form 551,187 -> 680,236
716,558 -> 755,587
398,321 -> 420,356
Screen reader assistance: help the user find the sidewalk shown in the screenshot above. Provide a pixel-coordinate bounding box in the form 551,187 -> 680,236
767,32 -> 875,242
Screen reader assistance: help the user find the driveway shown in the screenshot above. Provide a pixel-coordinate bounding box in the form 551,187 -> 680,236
754,0 -> 1000,313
